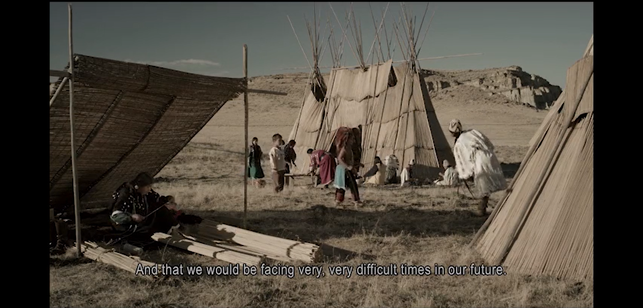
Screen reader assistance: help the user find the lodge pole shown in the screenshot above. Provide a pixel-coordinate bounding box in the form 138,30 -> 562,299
243,44 -> 248,229
68,3 -> 82,257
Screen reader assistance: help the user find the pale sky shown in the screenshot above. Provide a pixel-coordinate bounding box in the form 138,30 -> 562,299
50,2 -> 593,88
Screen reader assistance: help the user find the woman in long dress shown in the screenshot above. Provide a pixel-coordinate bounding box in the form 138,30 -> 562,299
248,137 -> 266,187
308,148 -> 336,187
333,127 -> 362,207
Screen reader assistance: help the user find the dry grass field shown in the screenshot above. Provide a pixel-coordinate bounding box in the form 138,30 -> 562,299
49,72 -> 593,307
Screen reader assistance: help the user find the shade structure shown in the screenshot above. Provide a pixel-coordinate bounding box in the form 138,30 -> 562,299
50,54 -> 245,210
470,35 -> 594,281
288,60 -> 454,180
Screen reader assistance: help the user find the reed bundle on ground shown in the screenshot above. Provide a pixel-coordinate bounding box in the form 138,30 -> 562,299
80,241 -> 160,279
185,219 -> 322,264
151,231 -> 264,266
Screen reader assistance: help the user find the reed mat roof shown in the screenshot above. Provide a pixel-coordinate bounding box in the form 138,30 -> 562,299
50,54 -> 245,210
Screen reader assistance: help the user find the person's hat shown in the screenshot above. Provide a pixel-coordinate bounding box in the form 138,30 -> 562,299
132,172 -> 154,187
448,119 -> 462,134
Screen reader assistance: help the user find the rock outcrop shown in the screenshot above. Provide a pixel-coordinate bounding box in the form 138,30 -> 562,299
421,66 -> 562,109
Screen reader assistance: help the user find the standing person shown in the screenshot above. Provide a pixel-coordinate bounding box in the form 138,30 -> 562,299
269,134 -> 287,193
283,139 -> 297,186
333,128 -> 362,207
435,159 -> 459,186
448,119 -> 507,216
307,148 -> 336,187
248,137 -> 266,188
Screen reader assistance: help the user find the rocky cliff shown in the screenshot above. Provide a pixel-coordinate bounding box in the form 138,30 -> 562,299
421,66 -> 562,109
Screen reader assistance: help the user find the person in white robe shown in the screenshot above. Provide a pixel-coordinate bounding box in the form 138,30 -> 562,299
435,159 -> 459,186
400,159 -> 416,187
449,119 -> 507,216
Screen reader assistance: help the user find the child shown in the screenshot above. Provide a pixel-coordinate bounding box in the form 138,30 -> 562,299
248,137 -> 266,188
284,139 -> 297,185
269,134 -> 287,192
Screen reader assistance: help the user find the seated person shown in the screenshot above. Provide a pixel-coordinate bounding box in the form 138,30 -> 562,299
110,172 -> 202,239
361,156 -> 386,185
400,159 -> 418,187
435,159 -> 460,186
50,209 -> 71,255
384,155 -> 399,184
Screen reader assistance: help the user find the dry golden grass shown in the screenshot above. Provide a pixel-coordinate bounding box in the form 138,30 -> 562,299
50,76 -> 592,307
50,144 -> 592,307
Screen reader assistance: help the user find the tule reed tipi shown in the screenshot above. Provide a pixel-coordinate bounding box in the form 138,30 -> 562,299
470,35 -> 594,281
286,3 -> 455,181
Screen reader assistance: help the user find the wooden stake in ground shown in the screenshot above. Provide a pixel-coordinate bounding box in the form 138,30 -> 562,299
243,44 -> 248,230
68,2 -> 82,258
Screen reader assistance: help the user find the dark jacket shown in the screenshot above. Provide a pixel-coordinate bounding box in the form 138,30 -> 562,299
249,144 -> 263,166
284,144 -> 297,165
110,182 -> 171,226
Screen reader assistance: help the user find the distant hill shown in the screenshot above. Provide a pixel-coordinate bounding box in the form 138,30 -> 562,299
248,65 -> 562,111
421,66 -> 562,110
50,65 -> 561,111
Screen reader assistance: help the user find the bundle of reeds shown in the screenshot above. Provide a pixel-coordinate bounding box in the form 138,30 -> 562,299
187,219 -> 322,263
151,232 -> 263,266
179,231 -> 294,263
80,241 -> 160,279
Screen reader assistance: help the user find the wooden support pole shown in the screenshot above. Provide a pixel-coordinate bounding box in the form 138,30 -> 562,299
243,44 -> 248,230
49,77 -> 69,106
247,89 -> 288,96
68,3 -> 82,258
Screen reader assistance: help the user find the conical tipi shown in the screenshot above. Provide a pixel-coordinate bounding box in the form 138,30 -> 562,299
288,4 -> 454,180
470,35 -> 594,281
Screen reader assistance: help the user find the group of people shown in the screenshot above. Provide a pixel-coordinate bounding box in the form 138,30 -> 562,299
358,119 -> 506,216
246,127 -> 364,207
49,119 -> 506,255
306,129 -> 363,207
248,129 -> 364,208
360,155 -> 458,187
247,134 -> 297,193
245,119 -> 506,216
